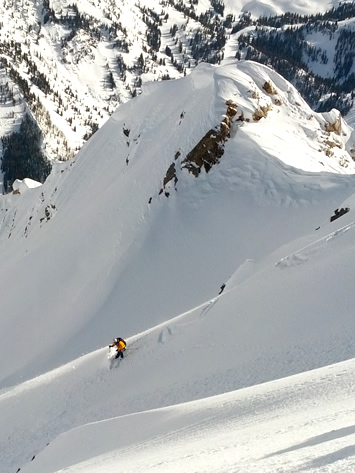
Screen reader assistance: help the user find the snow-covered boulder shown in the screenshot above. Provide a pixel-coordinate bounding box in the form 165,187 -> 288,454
12,178 -> 42,194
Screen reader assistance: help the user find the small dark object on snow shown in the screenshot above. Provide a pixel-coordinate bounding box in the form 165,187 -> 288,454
219,283 -> 226,295
330,207 -> 350,222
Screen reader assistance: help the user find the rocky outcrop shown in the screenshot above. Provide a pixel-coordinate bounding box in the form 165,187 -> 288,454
182,129 -> 226,177
330,207 -> 350,222
252,103 -> 272,121
162,163 -> 177,188
263,81 -> 276,95
325,112 -> 342,135
182,100 -> 238,177
159,153 -> 181,197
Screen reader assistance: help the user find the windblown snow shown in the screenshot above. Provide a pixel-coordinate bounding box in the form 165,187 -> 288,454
1,59 -> 355,473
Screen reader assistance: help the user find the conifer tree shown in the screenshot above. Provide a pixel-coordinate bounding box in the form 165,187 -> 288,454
1,114 -> 52,192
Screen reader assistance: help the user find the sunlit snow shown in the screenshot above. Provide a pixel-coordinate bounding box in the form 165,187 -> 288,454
1,13 -> 355,472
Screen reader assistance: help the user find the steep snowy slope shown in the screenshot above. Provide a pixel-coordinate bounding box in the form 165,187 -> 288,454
1,60 -> 355,389
17,358 -> 355,473
2,199 -> 355,472
2,60 -> 355,472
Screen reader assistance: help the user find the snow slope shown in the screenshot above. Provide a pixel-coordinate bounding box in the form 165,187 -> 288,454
18,358 -> 355,473
1,60 -> 355,472
3,201 -> 355,472
1,60 -> 354,386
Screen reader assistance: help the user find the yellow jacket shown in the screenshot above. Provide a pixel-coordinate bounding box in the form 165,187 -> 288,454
116,340 -> 126,351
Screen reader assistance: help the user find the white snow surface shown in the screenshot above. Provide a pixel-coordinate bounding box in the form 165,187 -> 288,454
1,60 -> 355,472
12,178 -> 42,193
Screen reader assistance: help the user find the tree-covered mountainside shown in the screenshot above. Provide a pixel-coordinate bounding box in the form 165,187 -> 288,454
0,0 -> 231,167
238,3 -> 355,115
1,114 -> 51,192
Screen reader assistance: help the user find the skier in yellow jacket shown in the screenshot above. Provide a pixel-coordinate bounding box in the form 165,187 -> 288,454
109,337 -> 127,359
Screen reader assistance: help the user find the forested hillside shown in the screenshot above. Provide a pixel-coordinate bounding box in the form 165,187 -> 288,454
239,2 -> 355,114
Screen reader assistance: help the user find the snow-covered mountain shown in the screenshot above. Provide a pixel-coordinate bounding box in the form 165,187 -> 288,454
1,59 -> 355,472
0,0 -> 353,181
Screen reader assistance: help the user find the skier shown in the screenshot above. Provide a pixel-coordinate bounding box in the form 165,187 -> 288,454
109,337 -> 127,359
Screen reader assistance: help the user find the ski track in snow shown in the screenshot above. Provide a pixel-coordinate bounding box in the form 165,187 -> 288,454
199,298 -> 218,318
275,220 -> 355,270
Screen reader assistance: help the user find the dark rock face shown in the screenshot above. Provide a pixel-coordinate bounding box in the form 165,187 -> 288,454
182,100 -> 238,177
